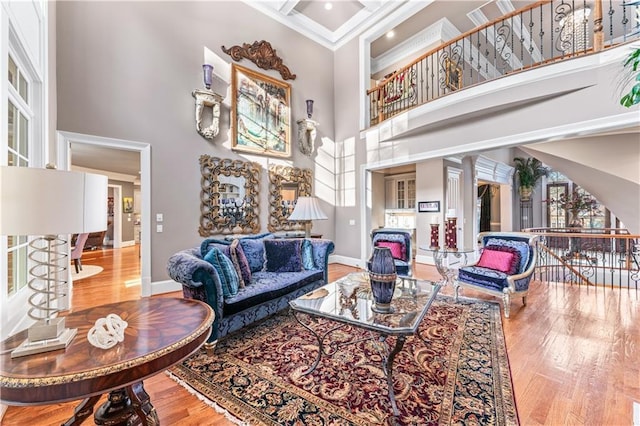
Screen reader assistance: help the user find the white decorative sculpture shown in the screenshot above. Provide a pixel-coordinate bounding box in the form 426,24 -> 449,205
87,313 -> 128,349
297,118 -> 318,156
193,89 -> 223,140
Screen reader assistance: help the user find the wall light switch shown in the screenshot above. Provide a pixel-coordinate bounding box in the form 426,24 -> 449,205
349,219 -> 356,226
156,213 -> 164,222
156,224 -> 163,233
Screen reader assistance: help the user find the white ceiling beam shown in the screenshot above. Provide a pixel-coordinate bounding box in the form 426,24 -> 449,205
278,0 -> 300,15
359,1 -> 382,12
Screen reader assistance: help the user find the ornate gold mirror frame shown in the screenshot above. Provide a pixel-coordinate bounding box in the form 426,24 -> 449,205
268,165 -> 312,232
199,155 -> 261,236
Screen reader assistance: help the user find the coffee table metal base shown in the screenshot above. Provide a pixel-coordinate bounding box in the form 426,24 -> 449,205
292,311 -> 405,418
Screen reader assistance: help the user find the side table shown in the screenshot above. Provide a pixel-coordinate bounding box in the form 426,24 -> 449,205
1,298 -> 214,425
419,245 -> 476,286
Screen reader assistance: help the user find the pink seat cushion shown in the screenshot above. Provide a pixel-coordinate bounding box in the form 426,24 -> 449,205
477,248 -> 518,274
375,241 -> 404,260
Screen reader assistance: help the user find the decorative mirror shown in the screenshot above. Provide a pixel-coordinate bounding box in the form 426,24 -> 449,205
199,155 -> 261,236
268,165 -> 312,232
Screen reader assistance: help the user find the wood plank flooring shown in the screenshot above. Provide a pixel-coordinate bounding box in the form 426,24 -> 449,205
3,246 -> 638,425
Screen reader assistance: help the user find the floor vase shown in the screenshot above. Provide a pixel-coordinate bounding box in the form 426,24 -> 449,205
368,247 -> 397,313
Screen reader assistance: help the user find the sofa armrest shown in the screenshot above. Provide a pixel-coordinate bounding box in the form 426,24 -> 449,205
167,248 -> 225,316
309,239 -> 335,282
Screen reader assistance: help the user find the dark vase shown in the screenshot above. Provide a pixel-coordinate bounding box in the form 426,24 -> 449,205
368,247 -> 397,313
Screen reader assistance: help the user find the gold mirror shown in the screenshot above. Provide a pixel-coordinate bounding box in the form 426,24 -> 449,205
199,155 -> 261,235
268,165 -> 312,232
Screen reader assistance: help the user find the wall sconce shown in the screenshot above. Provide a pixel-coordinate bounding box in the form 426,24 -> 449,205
296,99 -> 319,157
192,63 -> 223,140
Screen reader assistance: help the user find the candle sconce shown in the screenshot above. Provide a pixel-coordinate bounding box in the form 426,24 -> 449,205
297,100 -> 318,156
445,216 -> 458,251
193,64 -> 223,140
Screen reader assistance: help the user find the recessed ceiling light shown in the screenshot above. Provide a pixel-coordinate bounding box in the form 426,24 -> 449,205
386,30 -> 395,39
325,2 -> 333,10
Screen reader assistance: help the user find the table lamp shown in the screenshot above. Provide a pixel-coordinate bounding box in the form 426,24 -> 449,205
0,165 -> 108,357
287,196 -> 328,238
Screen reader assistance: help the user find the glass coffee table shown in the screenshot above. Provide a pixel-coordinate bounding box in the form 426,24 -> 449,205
289,272 -> 440,418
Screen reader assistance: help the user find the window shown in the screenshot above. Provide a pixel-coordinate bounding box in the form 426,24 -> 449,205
6,52 -> 32,296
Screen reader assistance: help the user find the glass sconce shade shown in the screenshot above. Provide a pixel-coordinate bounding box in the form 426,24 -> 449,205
306,99 -> 314,118
203,64 -> 213,89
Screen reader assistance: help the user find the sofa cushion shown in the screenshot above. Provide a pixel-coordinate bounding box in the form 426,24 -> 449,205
486,238 -> 530,273
230,239 -> 252,288
264,239 -> 303,273
224,270 -> 323,315
204,247 -> 239,298
477,247 -> 520,274
458,265 -> 508,292
302,239 -> 315,270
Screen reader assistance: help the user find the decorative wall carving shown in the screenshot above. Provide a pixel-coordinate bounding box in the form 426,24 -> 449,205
199,156 -> 261,236
222,40 -> 296,81
268,165 -> 312,232
192,89 -> 223,139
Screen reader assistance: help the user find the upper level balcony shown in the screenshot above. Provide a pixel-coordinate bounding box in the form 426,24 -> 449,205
366,0 -> 640,128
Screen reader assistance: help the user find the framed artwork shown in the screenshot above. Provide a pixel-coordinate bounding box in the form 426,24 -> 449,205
444,58 -> 462,91
231,63 -> 291,157
123,197 -> 134,213
418,201 -> 440,213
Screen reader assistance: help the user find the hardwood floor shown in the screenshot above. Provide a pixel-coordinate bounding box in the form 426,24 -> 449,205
3,246 -> 639,425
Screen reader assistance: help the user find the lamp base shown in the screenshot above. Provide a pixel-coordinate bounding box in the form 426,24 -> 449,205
28,317 -> 66,341
11,327 -> 77,358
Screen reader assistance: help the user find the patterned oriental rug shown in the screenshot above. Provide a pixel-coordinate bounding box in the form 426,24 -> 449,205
169,297 -> 519,426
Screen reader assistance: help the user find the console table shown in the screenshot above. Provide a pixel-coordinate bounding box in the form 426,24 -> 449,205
1,298 -> 214,425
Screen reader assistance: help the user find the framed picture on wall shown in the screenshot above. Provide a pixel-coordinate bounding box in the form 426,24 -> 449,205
123,197 -> 134,213
231,63 -> 291,157
418,201 -> 440,213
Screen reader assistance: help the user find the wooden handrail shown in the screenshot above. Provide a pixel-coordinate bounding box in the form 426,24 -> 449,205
538,244 -> 596,286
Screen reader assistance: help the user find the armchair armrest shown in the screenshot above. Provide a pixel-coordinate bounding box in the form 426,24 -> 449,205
167,248 -> 225,317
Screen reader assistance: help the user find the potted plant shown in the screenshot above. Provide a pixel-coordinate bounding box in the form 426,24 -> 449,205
513,157 -> 549,201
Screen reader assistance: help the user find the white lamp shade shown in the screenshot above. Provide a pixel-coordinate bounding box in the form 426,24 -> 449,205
288,196 -> 328,221
0,167 -> 108,236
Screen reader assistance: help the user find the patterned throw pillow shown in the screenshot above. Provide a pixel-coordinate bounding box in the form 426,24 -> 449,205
485,238 -> 529,273
301,239 -> 315,270
230,239 -> 252,287
203,247 -> 239,298
239,238 -> 267,273
375,241 -> 404,260
199,238 -> 231,257
477,248 -> 519,274
263,239 -> 303,273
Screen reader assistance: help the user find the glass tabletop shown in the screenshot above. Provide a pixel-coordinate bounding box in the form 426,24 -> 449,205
418,245 -> 476,254
289,272 -> 441,335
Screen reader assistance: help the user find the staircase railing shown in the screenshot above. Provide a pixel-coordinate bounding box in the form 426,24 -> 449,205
526,227 -> 639,288
367,0 -> 640,127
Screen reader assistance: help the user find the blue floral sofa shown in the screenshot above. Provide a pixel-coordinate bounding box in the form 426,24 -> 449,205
167,233 -> 334,348
453,232 -> 538,318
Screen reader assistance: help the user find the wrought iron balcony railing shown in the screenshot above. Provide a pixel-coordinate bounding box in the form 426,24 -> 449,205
527,227 -> 639,289
367,0 -> 640,127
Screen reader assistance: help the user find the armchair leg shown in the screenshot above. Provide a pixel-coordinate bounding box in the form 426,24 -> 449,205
502,293 -> 511,318
453,284 -> 461,302
522,295 -> 527,306
74,259 -> 81,273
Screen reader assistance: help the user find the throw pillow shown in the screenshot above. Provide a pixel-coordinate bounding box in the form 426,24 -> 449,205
373,235 -> 407,260
375,240 -> 404,260
263,239 -> 303,273
486,238 -> 529,273
239,238 -> 268,273
200,238 -> 231,257
230,239 -> 252,287
477,248 -> 519,274
301,239 -> 315,270
203,247 -> 239,298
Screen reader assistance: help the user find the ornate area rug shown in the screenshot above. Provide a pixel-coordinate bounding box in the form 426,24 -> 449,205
169,297 -> 518,425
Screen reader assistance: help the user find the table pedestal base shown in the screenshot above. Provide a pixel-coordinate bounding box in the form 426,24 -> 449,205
63,382 -> 159,426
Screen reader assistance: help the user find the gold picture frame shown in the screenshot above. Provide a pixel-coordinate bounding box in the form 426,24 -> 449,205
231,64 -> 291,157
445,58 -> 462,91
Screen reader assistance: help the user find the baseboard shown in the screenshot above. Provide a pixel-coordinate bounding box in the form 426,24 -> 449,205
121,240 -> 136,248
330,254 -> 367,269
152,279 -> 182,295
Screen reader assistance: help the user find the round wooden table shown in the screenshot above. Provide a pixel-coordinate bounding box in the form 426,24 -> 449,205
1,298 -> 214,425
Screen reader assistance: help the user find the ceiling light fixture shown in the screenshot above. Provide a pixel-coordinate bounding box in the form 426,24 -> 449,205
386,30 -> 395,39
324,2 -> 333,11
